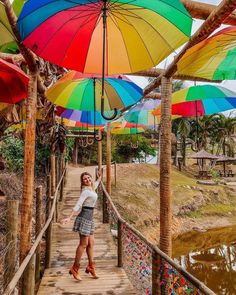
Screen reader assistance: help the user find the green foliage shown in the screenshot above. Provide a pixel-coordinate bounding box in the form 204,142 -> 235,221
0,137 -> 24,172
112,134 -> 156,163
65,138 -> 75,161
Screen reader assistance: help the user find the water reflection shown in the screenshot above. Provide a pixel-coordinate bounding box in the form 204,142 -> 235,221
172,226 -> 236,294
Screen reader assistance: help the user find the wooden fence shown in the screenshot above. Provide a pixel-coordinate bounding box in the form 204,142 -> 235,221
100,181 -> 216,295
2,155 -> 66,295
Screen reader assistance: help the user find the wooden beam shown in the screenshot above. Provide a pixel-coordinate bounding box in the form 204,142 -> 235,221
144,0 -> 236,96
181,0 -> 236,25
132,69 -> 222,83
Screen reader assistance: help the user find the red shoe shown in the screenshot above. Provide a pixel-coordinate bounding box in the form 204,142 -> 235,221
69,263 -> 82,281
85,262 -> 99,279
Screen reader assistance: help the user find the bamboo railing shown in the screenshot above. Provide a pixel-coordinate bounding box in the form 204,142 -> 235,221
99,181 -> 216,295
2,157 -> 66,295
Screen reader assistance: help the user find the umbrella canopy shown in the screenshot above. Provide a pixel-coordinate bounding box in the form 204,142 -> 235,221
0,3 -> 17,52
56,107 -> 108,126
129,99 -> 161,112
153,85 -> 236,117
0,58 -> 29,103
177,26 -> 236,80
111,127 -> 145,135
125,110 -> 157,129
216,155 -> 236,162
47,72 -> 143,113
17,0 -> 192,75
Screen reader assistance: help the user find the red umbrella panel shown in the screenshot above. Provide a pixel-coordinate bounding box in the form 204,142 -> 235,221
0,58 -> 29,103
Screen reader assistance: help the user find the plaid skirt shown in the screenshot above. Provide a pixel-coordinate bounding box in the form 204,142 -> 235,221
73,207 -> 95,236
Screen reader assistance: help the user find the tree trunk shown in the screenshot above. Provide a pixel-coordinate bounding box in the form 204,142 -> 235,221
20,72 -> 38,263
159,77 -> 172,256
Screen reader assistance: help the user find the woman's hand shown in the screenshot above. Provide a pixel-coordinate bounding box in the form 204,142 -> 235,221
59,217 -> 71,225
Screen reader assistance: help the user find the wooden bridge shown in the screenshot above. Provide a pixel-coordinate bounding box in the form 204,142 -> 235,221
2,163 -> 216,295
37,165 -> 136,294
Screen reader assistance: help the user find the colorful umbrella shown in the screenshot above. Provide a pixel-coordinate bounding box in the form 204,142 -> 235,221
153,85 -> 236,117
111,127 -> 145,135
56,107 -> 108,126
129,99 -> 161,112
47,72 -> 142,119
0,3 -> 18,53
0,58 -> 29,103
18,0 -> 192,119
125,110 -> 157,130
17,0 -> 192,75
177,26 -> 236,80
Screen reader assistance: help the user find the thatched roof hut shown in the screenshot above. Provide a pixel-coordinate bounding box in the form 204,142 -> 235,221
189,149 -> 219,160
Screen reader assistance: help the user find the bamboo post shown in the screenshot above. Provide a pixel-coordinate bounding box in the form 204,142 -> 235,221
106,122 -> 112,195
50,154 -> 56,196
159,77 -> 172,256
59,171 -> 64,202
4,200 -> 18,288
114,162 -> 117,188
72,138 -> 78,164
98,129 -> 102,172
117,219 -> 123,267
22,254 -> 36,295
35,186 -> 42,283
45,175 -> 52,268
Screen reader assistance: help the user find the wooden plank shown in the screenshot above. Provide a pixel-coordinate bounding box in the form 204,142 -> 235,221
37,165 -> 136,295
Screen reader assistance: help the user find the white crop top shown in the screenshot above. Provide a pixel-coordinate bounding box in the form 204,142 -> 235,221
73,181 -> 99,212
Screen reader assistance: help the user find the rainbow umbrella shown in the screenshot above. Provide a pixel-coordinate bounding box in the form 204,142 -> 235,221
0,58 -> 29,103
129,99 -> 161,112
125,110 -> 157,130
177,26 -> 236,80
56,107 -> 108,126
18,0 -> 192,119
17,0 -> 192,74
0,3 -> 18,53
111,127 -> 145,135
47,72 -> 142,119
152,85 -> 236,117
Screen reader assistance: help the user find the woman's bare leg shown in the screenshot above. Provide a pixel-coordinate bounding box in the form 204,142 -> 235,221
86,234 -> 94,265
75,235 -> 89,266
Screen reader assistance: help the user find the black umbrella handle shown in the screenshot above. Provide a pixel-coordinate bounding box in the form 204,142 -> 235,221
101,96 -> 118,120
94,130 -> 103,142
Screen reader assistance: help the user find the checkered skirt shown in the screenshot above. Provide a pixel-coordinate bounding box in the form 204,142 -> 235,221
73,207 -> 95,236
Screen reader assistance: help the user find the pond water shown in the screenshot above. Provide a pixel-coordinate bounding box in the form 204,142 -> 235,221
172,226 -> 236,295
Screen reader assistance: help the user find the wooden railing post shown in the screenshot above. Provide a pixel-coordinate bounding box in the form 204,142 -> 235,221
45,175 -> 52,268
35,186 -> 42,283
152,251 -> 161,295
50,154 -> 56,196
4,200 -> 18,288
117,219 -> 123,267
22,254 -> 36,295
59,172 -> 64,202
114,162 -> 117,188
102,191 -> 109,224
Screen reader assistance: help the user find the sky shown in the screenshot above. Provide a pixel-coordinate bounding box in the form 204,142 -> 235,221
129,0 -> 236,96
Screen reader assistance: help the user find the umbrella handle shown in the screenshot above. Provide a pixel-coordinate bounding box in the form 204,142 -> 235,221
94,131 -> 103,142
101,96 -> 118,120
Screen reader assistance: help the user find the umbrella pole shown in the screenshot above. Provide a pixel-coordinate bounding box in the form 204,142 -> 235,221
94,78 -> 102,141
101,1 -> 117,120
106,122 -> 112,194
195,100 -> 199,150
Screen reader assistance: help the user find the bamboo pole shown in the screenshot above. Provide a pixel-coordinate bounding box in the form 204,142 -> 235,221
159,77 -> 172,256
50,154 -> 56,196
98,129 -> 102,172
144,0 -> 236,95
4,200 -> 19,288
117,219 -> 123,267
106,123 -> 112,195
35,186 -> 42,283
22,254 -> 36,295
45,175 -> 52,268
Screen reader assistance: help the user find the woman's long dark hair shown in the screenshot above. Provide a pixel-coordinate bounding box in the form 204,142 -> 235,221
80,172 -> 94,191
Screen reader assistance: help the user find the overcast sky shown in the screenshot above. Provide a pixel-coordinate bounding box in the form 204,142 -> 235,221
129,0 -> 236,95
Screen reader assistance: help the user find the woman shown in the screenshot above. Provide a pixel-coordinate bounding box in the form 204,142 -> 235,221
61,171 -> 101,281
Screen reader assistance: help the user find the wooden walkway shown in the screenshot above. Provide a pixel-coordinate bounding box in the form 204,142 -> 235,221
37,165 -> 136,295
